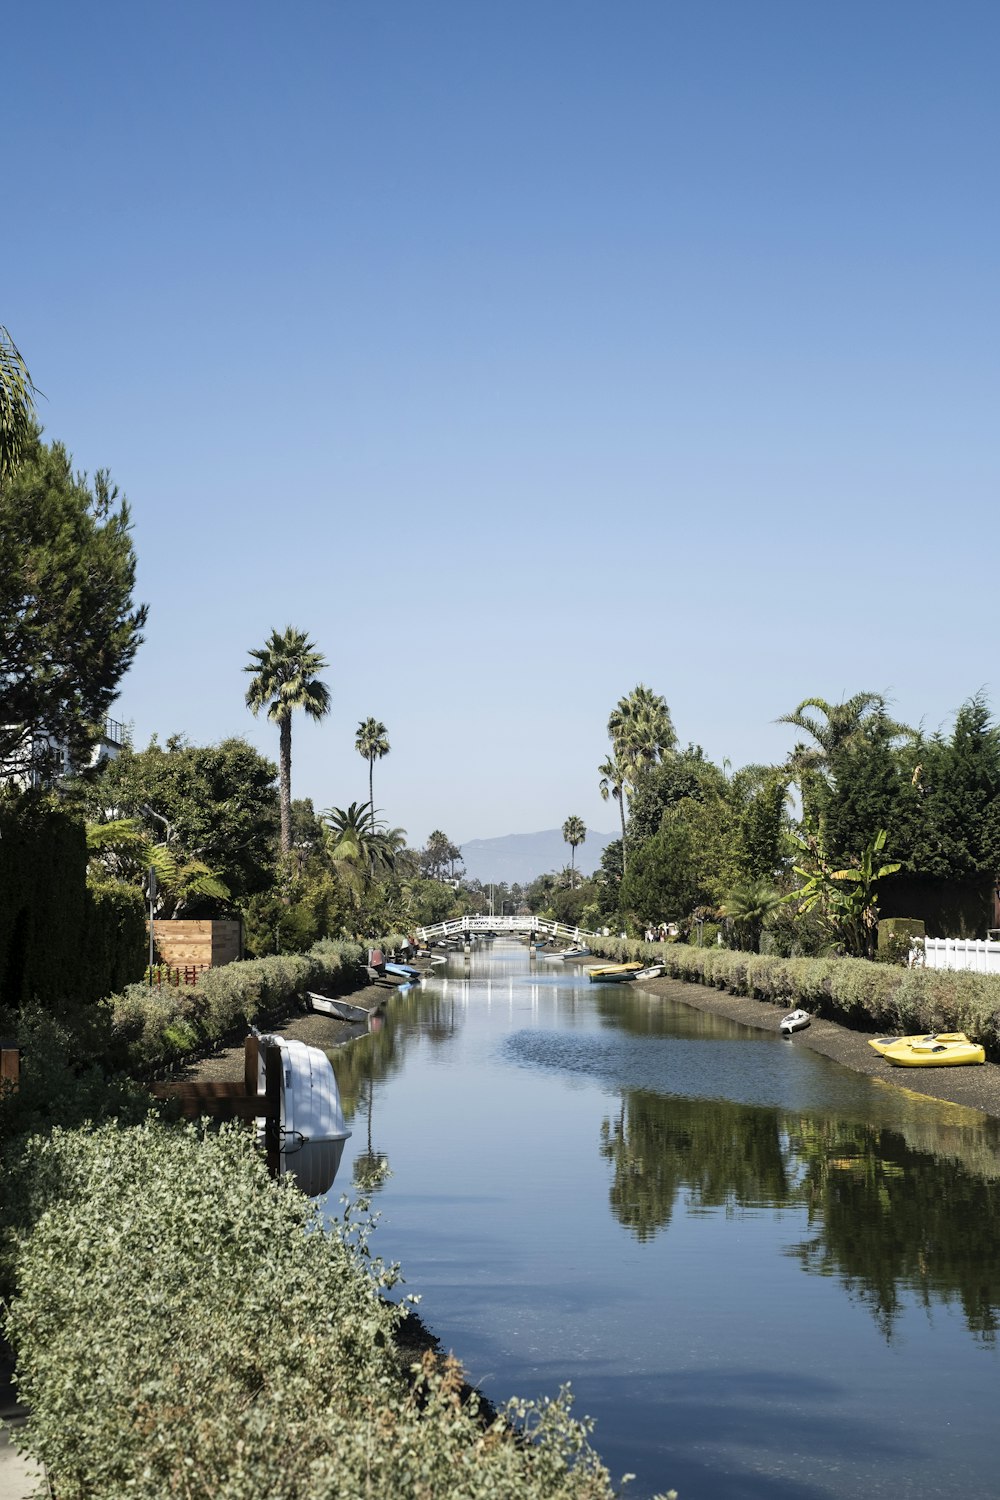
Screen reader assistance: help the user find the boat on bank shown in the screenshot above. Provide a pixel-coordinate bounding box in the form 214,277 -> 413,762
307,992 -> 375,1024
880,1035 -> 985,1067
779,1009 -> 811,1036
384,961 -> 422,982
868,1031 -> 969,1057
586,962 -> 644,983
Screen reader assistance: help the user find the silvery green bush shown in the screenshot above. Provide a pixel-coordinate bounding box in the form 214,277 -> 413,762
5,1120 -> 650,1499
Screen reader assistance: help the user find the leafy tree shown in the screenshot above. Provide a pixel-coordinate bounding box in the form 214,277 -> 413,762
625,746 -> 726,852
402,876 -> 464,928
619,818 -> 704,927
731,768 -> 789,883
245,627 -> 330,857
74,737 -> 278,901
0,325 -> 38,483
620,793 -> 735,930
897,695 -> 1000,885
0,431 -> 147,780
355,717 -> 390,810
419,829 -> 463,881
561,816 -> 586,886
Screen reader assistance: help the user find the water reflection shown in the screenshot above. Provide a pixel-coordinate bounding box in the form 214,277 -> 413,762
321,946 -> 1000,1496
600,1086 -> 1000,1341
788,1118 -> 1000,1341
600,1094 -> 792,1239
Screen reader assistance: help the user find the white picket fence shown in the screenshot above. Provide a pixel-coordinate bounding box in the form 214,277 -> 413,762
915,938 -> 1000,974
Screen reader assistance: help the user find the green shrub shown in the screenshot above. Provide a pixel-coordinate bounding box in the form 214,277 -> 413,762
4,1121 -> 641,1500
877,918 -> 926,966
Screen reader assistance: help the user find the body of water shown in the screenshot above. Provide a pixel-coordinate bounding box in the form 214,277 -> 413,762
329,941 -> 1000,1499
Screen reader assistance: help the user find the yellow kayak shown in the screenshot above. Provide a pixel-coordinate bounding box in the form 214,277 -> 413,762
586,962 -> 644,983
880,1036 -> 985,1068
868,1031 -> 968,1057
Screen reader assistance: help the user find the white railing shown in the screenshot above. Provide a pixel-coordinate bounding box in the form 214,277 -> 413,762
416,914 -> 595,943
915,938 -> 1000,974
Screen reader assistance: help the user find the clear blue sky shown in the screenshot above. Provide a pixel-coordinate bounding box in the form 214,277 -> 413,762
6,1 -> 999,850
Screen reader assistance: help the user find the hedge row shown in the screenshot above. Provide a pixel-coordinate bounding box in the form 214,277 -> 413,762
588,938 -> 1000,1054
102,936 -> 413,1073
4,1119 -> 634,1500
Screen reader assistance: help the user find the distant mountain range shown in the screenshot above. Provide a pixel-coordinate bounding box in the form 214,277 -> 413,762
459,828 -> 614,886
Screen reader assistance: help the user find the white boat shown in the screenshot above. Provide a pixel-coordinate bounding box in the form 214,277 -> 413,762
307,991 -> 371,1024
560,945 -> 592,960
779,1009 -> 810,1036
256,1033 -> 351,1197
634,965 -> 664,980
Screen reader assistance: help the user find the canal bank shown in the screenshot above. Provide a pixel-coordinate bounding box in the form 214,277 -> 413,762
177,968 -> 1000,1122
635,971 -> 1000,1118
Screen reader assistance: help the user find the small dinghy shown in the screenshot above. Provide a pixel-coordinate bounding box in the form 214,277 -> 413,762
586,962 -> 644,983
307,991 -> 372,1024
634,965 -> 664,980
779,1009 -> 810,1036
881,1035 -> 985,1068
868,1031 -> 967,1057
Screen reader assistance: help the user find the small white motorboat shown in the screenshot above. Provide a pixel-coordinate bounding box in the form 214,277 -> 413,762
779,1008 -> 810,1036
256,1034 -> 352,1197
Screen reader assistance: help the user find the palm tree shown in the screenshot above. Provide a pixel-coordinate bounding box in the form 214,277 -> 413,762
720,879 -> 783,953
323,801 -> 397,879
777,693 -> 913,829
608,684 -> 676,782
0,325 -> 38,484
562,815 -> 587,887
598,754 -> 630,867
355,718 -> 390,810
245,627 -> 330,857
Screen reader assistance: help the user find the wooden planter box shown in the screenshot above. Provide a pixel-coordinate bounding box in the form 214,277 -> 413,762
147,919 -> 242,969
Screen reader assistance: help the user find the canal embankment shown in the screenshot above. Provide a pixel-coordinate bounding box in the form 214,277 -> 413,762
177,968 -> 1000,1122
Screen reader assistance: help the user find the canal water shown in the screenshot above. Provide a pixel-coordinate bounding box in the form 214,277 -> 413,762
328,941 -> 1000,1500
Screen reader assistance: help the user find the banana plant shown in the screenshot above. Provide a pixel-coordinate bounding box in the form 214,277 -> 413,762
785,827 -> 900,959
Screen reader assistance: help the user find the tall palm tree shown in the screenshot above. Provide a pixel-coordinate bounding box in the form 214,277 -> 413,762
562,815 -> 587,887
608,684 -> 676,782
598,754 -> 630,868
0,325 -> 38,484
355,717 -> 390,809
245,626 -> 330,857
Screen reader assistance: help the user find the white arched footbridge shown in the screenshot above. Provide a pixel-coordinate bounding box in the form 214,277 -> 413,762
415,914 -> 595,944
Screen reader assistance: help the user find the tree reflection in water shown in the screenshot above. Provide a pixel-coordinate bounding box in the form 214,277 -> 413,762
602,1089 -> 1000,1342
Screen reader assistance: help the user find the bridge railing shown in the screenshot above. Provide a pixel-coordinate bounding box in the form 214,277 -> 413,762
415,914 -> 595,944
